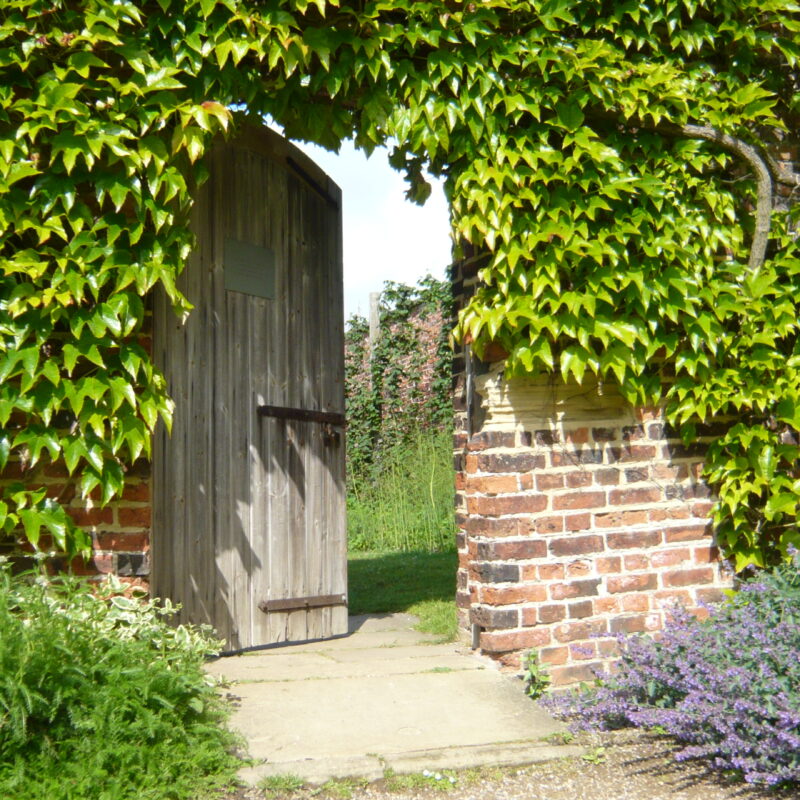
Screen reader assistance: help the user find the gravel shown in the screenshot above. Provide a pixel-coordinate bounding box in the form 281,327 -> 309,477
221,729 -> 796,800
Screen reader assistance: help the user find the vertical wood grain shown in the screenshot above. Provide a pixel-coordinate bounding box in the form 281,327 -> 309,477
152,126 -> 346,648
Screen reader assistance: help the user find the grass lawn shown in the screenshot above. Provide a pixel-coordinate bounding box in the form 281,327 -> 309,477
347,550 -> 459,641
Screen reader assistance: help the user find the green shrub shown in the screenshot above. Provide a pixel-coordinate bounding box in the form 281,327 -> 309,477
0,565 -> 242,800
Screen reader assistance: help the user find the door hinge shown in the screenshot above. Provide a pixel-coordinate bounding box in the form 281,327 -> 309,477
258,593 -> 347,614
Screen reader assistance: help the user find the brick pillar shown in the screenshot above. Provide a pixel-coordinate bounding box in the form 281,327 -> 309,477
454,364 -> 732,686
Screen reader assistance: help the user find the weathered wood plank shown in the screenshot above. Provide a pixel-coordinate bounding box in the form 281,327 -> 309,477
153,126 -> 346,648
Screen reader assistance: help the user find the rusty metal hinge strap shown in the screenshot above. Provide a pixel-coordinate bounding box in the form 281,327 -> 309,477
257,404 -> 345,426
258,594 -> 347,614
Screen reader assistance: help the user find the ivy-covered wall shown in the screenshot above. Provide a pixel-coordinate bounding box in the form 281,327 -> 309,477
1,1 -> 799,596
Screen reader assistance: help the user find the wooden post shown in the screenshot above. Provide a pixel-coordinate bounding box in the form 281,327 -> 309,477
368,291 -> 380,358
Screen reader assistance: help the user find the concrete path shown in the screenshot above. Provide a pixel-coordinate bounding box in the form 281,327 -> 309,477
207,614 -> 582,785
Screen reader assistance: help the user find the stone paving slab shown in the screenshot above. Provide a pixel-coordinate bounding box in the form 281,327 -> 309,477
209,614 -> 579,785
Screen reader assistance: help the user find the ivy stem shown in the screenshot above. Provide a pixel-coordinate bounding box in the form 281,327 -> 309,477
658,123 -> 773,270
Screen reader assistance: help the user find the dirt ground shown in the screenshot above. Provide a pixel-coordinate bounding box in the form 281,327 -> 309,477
221,729 -> 796,800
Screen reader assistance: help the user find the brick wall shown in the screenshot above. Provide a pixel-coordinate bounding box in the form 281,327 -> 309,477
454,365 -> 730,685
1,332 -> 153,588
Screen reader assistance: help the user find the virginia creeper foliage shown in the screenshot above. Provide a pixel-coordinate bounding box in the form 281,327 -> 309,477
1,0 -> 799,567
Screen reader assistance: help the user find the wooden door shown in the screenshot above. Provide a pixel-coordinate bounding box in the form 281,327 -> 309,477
152,127 -> 347,650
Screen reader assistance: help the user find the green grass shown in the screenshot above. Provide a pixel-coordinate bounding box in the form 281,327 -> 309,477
347,429 -> 456,553
348,550 -> 459,641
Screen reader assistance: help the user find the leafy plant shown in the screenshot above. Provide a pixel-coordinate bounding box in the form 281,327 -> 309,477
522,650 -> 551,700
1,0 -> 798,572
259,774 -> 306,796
0,565 -> 241,800
542,553 -> 800,787
345,276 -> 452,482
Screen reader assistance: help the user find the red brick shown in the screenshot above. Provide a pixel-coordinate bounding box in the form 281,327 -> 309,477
43,462 -> 70,478
652,464 -> 689,481
596,556 -> 622,573
521,606 -> 538,625
662,567 -> 714,587
536,474 -> 565,491
691,501 -> 714,517
623,554 -> 649,570
607,573 -> 657,593
480,585 -> 547,605
549,662 -> 604,686
465,517 -> 525,537
467,475 -> 520,495
592,427 -> 617,442
537,604 -> 566,623
480,627 -> 552,653
568,600 -> 593,619
67,507 -> 114,527
595,468 -> 620,485
595,510 -> 648,528
621,594 -> 650,612
663,524 -> 711,543
117,506 -> 151,528
550,579 -> 601,600
521,564 -> 538,580
520,474 -> 534,490
697,587 -> 728,604
498,652 -> 522,670
610,615 -> 648,634
93,532 -> 149,552
553,619 -> 607,643
538,563 -> 565,581
564,513 -> 591,531
553,491 -> 606,511
465,454 -> 479,473
122,482 -> 150,502
467,431 -> 516,451
467,495 -> 547,516
692,545 -> 720,563
68,554 -> 114,575
548,535 -> 604,557
609,487 -> 662,505
650,548 -> 690,568
564,427 -> 590,444
565,472 -> 593,488
480,539 -> 547,561
569,641 -> 598,660
607,530 -> 661,549
598,638 -> 621,658
654,589 -> 692,607
566,560 -> 591,577
622,425 -> 646,441
534,516 -> 564,534
539,646 -> 569,666
652,506 -> 692,523
593,597 -> 620,614
477,452 -> 546,473
455,473 -> 466,491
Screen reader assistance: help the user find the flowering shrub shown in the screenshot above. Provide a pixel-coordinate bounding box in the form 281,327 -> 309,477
543,556 -> 800,787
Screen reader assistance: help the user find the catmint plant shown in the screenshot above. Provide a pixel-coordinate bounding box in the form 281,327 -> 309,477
543,553 -> 800,787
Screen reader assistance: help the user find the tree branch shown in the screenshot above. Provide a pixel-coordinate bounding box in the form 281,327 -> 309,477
657,122 -> 773,270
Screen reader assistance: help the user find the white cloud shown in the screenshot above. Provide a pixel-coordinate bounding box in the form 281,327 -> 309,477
292,139 -> 452,319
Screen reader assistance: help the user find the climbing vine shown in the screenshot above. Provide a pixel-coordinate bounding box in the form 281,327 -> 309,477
1,0 -> 799,568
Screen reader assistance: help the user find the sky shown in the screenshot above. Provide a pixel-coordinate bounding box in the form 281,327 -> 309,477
292,138 -> 452,320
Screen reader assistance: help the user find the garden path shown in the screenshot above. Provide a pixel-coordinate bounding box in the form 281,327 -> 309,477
207,613 -> 581,785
